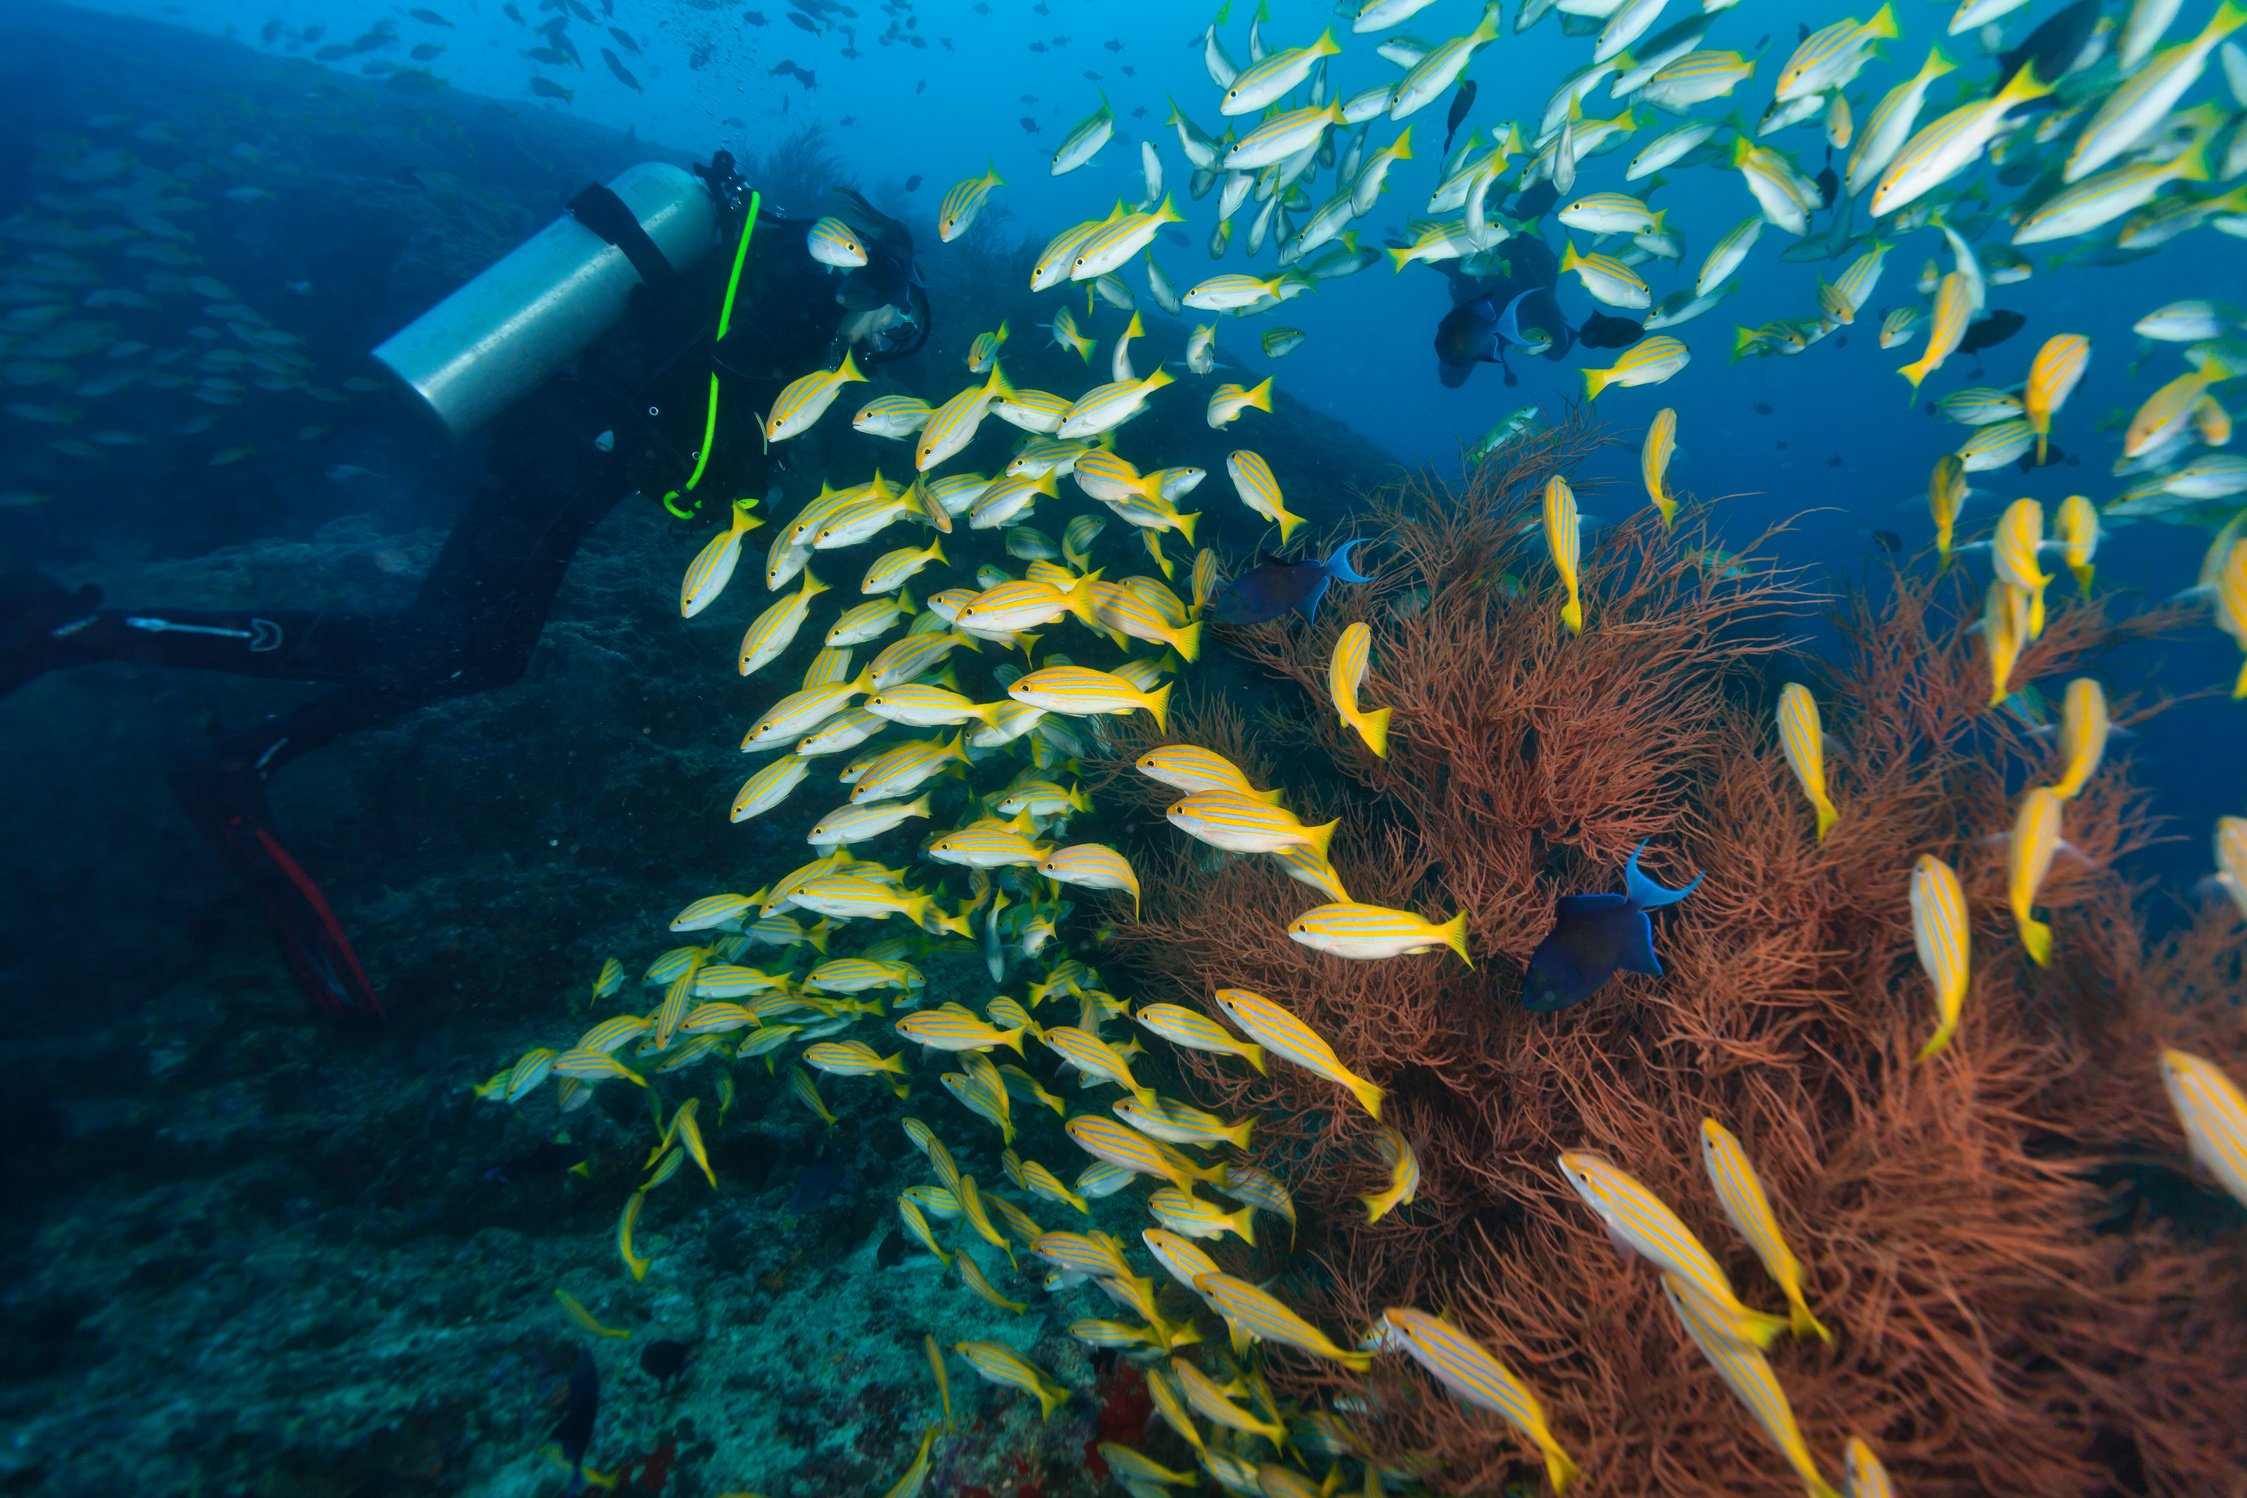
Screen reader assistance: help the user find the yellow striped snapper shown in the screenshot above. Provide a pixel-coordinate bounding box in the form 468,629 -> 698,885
1169,1357 -> 1285,1446
1071,197 -> 1183,282
864,631 -> 962,693
850,736 -> 968,803
1899,271 -> 1972,392
1391,3 -> 1503,119
1936,387 -> 2025,426
825,594 -> 915,650
1141,1226 -> 1221,1294
1065,1114 -> 1220,1190
1361,1125 -> 1420,1223
1628,120 -> 1719,182
1046,302 -> 1094,363
1019,1158 -> 1088,1214
926,819 -> 1048,870
1212,987 -> 1383,1116
1009,664 -> 1172,727
963,322 -> 1011,379
1040,1024 -> 1157,1102
1056,368 -> 1174,440
1204,378 -> 1278,431
1165,791 -> 1335,855
1844,1438 -> 1895,1498
1776,3 -> 1897,101
1095,584 -> 1205,661
1556,1150 -> 1791,1348
1193,1271 -> 1374,1370
1776,683 -> 1841,843
1113,1094 -> 1253,1150
1582,334 -> 1688,398
1221,27 -> 1341,113
1132,741 -> 1276,804
2162,1047 -> 2247,1211
1871,67 -> 2055,217
1223,449 -> 1307,543
1223,101 -> 1347,170
1641,408 -> 1679,527
1699,1119 -> 1830,1342
764,352 -> 866,443
738,568 -> 829,678
1030,1228 -> 1138,1284
1184,272 -> 1308,313
1991,497 -> 2052,638
741,682 -> 859,750
679,501 -> 762,618
938,161 -> 1004,242
1847,47 -> 1956,195
864,683 -> 1003,728
795,706 -> 884,758
1983,580 -> 2032,705
1730,138 -> 1816,237
1328,621 -> 1391,758
2067,3 -> 2245,181
851,393 -> 933,439
2047,677 -> 2109,800
1824,241 -> 1893,324
1292,900 -> 1472,964
1544,472 -> 1585,635
967,470 -> 1060,532
1697,214 -> 1764,296
1909,853 -> 1972,1059
589,957 -> 625,1003
1660,1277 -> 1842,1498
896,1007 -> 1027,1055
789,876 -> 957,934
2016,335 -> 2091,467
916,366 -> 1011,472
2020,142 -> 2213,246
1148,1185 -> 1256,1244
802,1039 -> 908,1091
806,957 -> 918,995
1133,1002 -> 1267,1072
670,893 -> 755,932
805,215 -> 868,268
953,1340 -> 1068,1420
2009,786 -> 2065,966
2052,492 -> 2098,593
1374,1308 -> 1580,1492
1049,90 -> 1117,176
1640,49 -> 1755,110
1927,454 -> 1969,570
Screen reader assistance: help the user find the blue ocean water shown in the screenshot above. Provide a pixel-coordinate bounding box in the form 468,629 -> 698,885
2,0 -> 2245,1492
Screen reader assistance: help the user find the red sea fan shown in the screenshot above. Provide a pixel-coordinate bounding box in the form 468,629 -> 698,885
1099,417 -> 2247,1497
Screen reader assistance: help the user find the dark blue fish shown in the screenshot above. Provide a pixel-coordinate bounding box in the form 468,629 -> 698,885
1575,311 -> 1645,350
790,1142 -> 852,1212
557,1346 -> 599,1496
1521,843 -> 1702,1012
1436,289 -> 1553,370
1443,78 -> 1477,154
1209,540 -> 1372,627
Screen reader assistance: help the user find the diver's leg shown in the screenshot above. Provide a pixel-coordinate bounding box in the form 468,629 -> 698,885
1,570 -> 375,697
170,683 -> 413,1023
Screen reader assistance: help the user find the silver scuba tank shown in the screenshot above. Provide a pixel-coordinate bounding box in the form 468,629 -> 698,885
372,162 -> 716,441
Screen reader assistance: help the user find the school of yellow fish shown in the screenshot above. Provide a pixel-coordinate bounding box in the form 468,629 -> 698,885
477,0 -> 2247,1492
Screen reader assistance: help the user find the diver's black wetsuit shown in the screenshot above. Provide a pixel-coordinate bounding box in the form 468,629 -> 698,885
1,157 -> 927,1021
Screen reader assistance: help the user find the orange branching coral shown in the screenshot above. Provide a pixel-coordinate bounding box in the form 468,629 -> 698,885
1099,419 -> 2247,1497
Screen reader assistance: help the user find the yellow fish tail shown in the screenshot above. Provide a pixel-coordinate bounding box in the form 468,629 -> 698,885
1583,365 -> 1614,401
2069,561 -> 2093,593
1814,796 -> 1840,843
2233,655 -> 2246,700
1437,909 -> 1474,968
1788,1292 -> 1833,1344
1174,619 -> 1204,662
1354,705 -> 1392,759
1654,495 -> 1677,529
1350,1077 -> 1385,1121
1561,596 -> 1584,635
1542,1436 -> 1583,1495
2020,914 -> 2054,967
1240,1042 -> 1269,1075
1916,1018 -> 1958,1063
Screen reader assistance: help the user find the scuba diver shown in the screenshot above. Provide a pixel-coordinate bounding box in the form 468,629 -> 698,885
0,150 -> 930,1022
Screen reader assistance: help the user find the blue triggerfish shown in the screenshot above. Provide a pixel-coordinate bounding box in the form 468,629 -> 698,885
557,1345 -> 600,1495
1521,843 -> 1703,1011
1209,539 -> 1372,626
